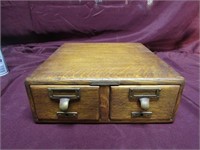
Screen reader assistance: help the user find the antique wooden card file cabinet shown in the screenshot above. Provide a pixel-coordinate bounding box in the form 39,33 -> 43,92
25,43 -> 184,123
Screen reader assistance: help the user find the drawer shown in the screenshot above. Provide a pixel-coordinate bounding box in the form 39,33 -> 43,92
110,85 -> 180,121
30,85 -> 99,121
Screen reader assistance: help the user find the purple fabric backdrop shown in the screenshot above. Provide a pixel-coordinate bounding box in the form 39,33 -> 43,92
2,0 -> 199,52
1,1 -> 199,149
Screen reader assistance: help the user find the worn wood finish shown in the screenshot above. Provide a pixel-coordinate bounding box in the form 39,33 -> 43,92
25,43 -> 184,123
30,85 -> 99,121
110,85 -> 180,121
26,43 -> 184,85
171,82 -> 185,121
99,86 -> 110,121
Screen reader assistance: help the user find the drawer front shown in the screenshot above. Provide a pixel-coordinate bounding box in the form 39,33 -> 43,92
110,85 -> 180,121
30,85 -> 99,121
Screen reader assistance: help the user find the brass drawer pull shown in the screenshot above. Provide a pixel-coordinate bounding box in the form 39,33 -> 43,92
129,88 -> 161,110
139,97 -> 150,110
131,112 -> 152,118
48,88 -> 80,101
48,88 -> 80,112
59,98 -> 70,111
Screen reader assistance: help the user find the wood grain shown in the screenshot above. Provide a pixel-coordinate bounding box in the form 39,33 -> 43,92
26,43 -> 184,85
110,85 -> 180,121
25,43 -> 185,123
99,86 -> 110,121
30,85 -> 99,121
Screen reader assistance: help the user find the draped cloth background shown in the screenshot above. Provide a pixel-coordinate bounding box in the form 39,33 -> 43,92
1,1 -> 199,149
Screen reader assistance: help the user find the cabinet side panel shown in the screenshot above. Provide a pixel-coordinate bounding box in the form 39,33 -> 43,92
171,83 -> 185,121
24,81 -> 38,122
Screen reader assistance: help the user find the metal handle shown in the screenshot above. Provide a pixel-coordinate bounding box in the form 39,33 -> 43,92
59,98 -> 70,112
139,97 -> 150,110
48,88 -> 80,112
47,88 -> 80,118
58,99 -> 78,119
129,88 -> 161,110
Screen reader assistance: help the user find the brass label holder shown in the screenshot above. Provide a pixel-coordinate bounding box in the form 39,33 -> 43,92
48,88 -> 80,101
129,88 -> 161,100
129,88 -> 161,113
48,88 -> 80,119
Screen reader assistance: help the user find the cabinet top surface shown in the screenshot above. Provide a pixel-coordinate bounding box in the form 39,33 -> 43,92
27,43 -> 184,85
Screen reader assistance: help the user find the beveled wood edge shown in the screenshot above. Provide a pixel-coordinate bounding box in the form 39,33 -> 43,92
25,77 -> 185,86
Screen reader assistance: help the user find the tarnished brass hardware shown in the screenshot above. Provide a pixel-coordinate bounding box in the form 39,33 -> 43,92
131,112 -> 152,118
90,81 -> 119,86
129,88 -> 161,110
129,88 -> 161,99
48,88 -> 80,112
48,88 -> 80,101
57,112 -> 78,119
